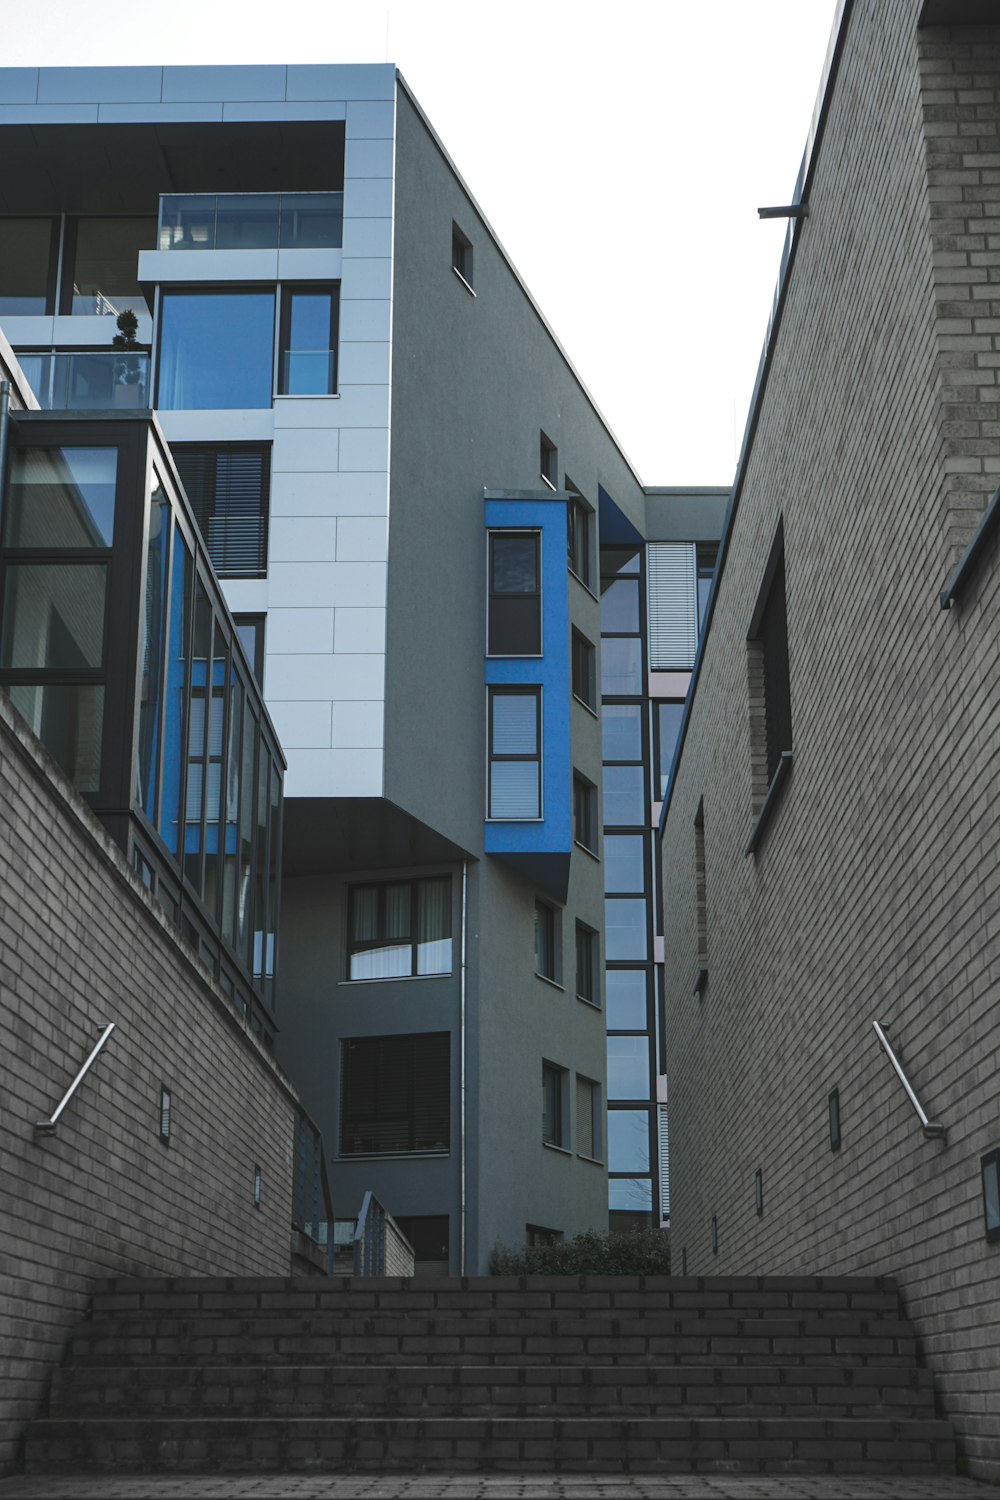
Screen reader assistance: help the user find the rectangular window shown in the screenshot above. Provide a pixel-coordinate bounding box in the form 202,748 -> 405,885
341,1032 -> 450,1156
233,614 -> 266,686
571,629 -> 596,710
696,544 -> 718,633
158,290 -> 276,410
655,700 -> 685,798
602,703 -> 642,762
348,876 -> 452,980
608,1107 -> 650,1172
278,284 -> 339,396
488,531 -> 541,655
575,921 -> 597,1003
695,799 -> 708,977
527,1223 -> 563,1247
542,1061 -> 566,1146
576,1075 -> 601,1160
173,444 -> 271,579
451,222 -> 473,289
573,773 -> 597,852
605,897 -> 648,961
606,969 -> 647,1030
607,1035 -> 650,1100
60,216 -> 156,316
981,1150 -> 1000,1243
0,217 -> 58,314
567,489 -> 591,586
540,431 -> 557,489
747,525 -> 793,817
647,542 -> 698,671
488,687 -> 541,819
534,900 -> 558,982
604,834 -> 645,894
603,763 -> 644,826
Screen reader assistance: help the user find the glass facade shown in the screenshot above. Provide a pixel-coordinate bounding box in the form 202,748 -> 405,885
157,291 -> 276,410
158,192 -> 344,252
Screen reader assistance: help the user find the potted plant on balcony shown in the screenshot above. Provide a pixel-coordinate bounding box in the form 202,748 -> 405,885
111,309 -> 146,408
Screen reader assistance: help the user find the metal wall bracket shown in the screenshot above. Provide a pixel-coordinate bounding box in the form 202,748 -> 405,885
35,1022 -> 116,1136
872,1020 -> 945,1140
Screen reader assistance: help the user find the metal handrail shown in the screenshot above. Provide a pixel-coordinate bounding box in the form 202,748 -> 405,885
35,1023 -> 115,1136
353,1191 -> 415,1276
872,1021 -> 945,1140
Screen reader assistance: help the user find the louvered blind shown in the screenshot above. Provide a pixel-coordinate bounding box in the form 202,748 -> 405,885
658,1103 -> 670,1219
341,1033 -> 450,1156
174,445 -> 270,579
647,543 -> 697,670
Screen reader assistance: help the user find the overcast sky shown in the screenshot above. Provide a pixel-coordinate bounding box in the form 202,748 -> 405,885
1,0 -> 841,485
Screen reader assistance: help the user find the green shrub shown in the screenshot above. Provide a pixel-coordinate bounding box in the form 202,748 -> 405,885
489,1226 -> 670,1276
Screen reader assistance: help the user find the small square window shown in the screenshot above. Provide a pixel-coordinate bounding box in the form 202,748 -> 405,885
535,900 -> 559,982
452,222 -> 473,289
573,774 -> 598,854
575,921 -> 598,1004
348,877 -> 452,980
981,1151 -> 1000,1242
542,1061 -> 567,1147
571,630 -> 596,710
540,431 -> 558,490
576,1075 -> 601,1160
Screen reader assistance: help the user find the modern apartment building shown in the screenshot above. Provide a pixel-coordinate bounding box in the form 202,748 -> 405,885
0,62 -> 724,1271
660,0 -> 1000,1482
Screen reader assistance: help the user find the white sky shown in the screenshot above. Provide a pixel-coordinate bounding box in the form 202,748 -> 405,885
0,0 -> 841,485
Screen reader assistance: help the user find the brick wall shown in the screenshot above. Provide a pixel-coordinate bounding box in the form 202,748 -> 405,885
662,0 -> 1000,1483
0,691 -> 301,1474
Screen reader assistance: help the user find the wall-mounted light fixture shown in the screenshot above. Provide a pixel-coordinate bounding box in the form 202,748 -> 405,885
159,1086 -> 172,1144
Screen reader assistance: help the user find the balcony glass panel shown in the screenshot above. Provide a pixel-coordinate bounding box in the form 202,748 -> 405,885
158,193 -> 344,251
216,194 -> 281,251
18,352 -> 149,412
157,291 -> 275,410
5,447 -> 117,549
280,193 -> 344,248
280,350 -> 337,396
7,683 -> 104,792
2,562 -> 107,669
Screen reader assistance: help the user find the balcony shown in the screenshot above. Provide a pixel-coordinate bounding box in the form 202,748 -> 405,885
158,192 -> 344,252
18,351 -> 150,411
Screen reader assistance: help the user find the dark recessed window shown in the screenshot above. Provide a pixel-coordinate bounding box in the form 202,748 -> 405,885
567,486 -> 591,586
828,1087 -> 841,1151
157,289 -> 276,410
694,800 -> 708,977
489,687 -> 541,819
571,630 -> 596,710
60,216 -> 156,316
576,1075 -> 601,1160
527,1223 -> 564,1247
540,432 -> 558,490
697,543 -> 718,633
748,527 -> 792,794
452,222 -> 473,289
981,1150 -> 1000,1243
573,773 -> 597,853
233,614 -> 266,687
348,876 -> 452,980
755,1168 -> 764,1217
711,1215 -> 718,1254
0,217 -> 58,314
341,1032 -> 450,1156
535,900 -> 558,982
542,1061 -> 566,1146
254,1164 -> 262,1208
575,921 -> 598,1004
173,445 -> 271,579
488,531 -> 541,656
393,1214 -> 451,1270
278,284 -> 339,396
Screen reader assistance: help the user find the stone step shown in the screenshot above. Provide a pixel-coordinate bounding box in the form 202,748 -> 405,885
23,1414 -> 957,1476
47,1362 -> 939,1421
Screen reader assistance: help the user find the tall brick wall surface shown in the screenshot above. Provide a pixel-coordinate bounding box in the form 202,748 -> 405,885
662,0 -> 1000,1483
0,692 -> 301,1474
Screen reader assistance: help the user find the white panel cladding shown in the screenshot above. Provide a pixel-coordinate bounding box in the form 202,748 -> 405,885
285,747 -> 383,798
269,470 -> 388,517
268,517 -> 337,562
265,652 -> 386,702
268,699 -> 334,749
336,517 -> 389,561
266,608 -> 334,654
647,543 -> 698,671
338,428 -> 390,473
334,608 -> 386,654
330,700 -> 385,748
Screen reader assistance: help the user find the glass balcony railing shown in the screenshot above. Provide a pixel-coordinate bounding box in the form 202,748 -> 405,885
158,192 -> 344,252
18,351 -> 150,411
280,349 -> 338,397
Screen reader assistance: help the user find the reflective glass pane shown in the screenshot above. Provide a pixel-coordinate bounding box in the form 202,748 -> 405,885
657,701 -> 686,796
222,676 -> 243,943
600,577 -> 640,634
215,194 -> 280,250
606,969 -> 648,1030
608,1109 -> 650,1172
601,637 -> 642,696
604,835 -> 645,894
158,292 -> 276,410
160,533 -> 192,853
417,876 -> 452,975
6,447 -> 117,548
2,563 -> 107,669
605,898 -> 648,961
68,216 -> 154,315
0,218 -> 54,313
279,193 -> 344,248
603,764 -> 645,826
607,1035 -> 650,1099
491,535 -> 538,593
608,1177 -> 653,1211
601,703 -> 642,762
7,683 -> 104,793
602,546 -> 642,577
136,479 -> 169,819
159,196 -> 217,250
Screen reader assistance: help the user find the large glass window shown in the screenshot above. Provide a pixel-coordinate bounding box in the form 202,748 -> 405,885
0,218 -> 56,314
605,897 -> 648,961
6,683 -> 104,792
488,532 -> 541,656
656,701 -> 685,798
603,764 -> 645,826
1,563 -> 107,670
278,286 -> 339,396
61,217 -> 155,316
608,1108 -> 651,1172
157,291 -> 276,410
601,576 -> 640,634
341,1032 -> 450,1156
488,687 -> 541,819
604,835 -> 645,894
136,478 -> 169,820
601,637 -> 642,696
608,1177 -> 653,1211
348,876 -> 452,980
608,1035 -> 650,1099
601,703 -> 642,762
606,969 -> 647,1030
5,447 -> 117,550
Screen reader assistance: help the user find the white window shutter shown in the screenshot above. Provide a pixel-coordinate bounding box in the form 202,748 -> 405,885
658,1103 -> 670,1219
647,544 -> 697,670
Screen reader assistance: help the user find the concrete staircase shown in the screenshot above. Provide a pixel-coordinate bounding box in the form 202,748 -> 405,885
22,1275 -> 956,1477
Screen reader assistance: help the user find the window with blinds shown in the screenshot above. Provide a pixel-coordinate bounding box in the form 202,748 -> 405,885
173,444 -> 271,579
488,686 -> 541,818
340,1032 -> 450,1156
647,543 -> 698,670
658,1103 -> 670,1219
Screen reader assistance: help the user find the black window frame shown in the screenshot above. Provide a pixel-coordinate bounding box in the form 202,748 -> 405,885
534,899 -> 559,983
488,685 -> 542,821
172,443 -> 272,580
575,920 -> 598,1005
340,1032 -> 451,1158
233,613 -> 266,686
487,530 -> 542,657
571,628 -> 597,711
277,282 -> 340,396
566,484 -> 592,588
542,1060 -> 567,1147
540,431 -> 558,490
346,875 -> 453,981
573,772 -> 598,854
451,222 -> 474,290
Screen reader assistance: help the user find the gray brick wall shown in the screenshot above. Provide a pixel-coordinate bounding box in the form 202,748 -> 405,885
662,0 -> 1000,1483
0,691 -> 301,1474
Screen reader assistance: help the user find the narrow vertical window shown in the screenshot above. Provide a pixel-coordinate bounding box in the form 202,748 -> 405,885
747,523 -> 793,826
576,1075 -> 601,1159
571,630 -> 596,709
451,222 -> 474,289
278,285 -> 339,395
489,688 -> 541,819
488,531 -> 541,655
159,1087 -> 172,1143
694,799 -> 708,992
566,487 -> 592,586
534,901 -> 558,982
542,1062 -> 566,1146
540,432 -> 558,489
828,1087 -> 842,1152
572,774 -> 597,852
575,921 -> 597,1004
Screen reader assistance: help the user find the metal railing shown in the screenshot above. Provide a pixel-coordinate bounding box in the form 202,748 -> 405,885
872,1020 -> 945,1140
35,1022 -> 115,1135
292,1109 -> 335,1271
353,1191 -> 415,1277
158,192 -> 344,252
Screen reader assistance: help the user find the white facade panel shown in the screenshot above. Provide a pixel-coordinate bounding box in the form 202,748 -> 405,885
345,137 -> 395,178
268,470 -> 388,517
344,100 -> 395,138
272,397 -> 343,430
339,300 -> 391,343
338,342 -> 391,386
284,747 -> 383,799
330,385 -> 392,427
343,177 -> 393,218
340,258 -> 391,300
265,608 -> 335,655
272,427 -> 341,473
337,428 -> 389,473
267,561 -> 387,608
341,218 -> 393,259
269,517 -> 338,562
329,700 -> 385,749
333,607 -> 386,654
268,700 -> 334,749
157,410 -> 275,443
335,517 -> 389,562
266,652 -> 385,702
